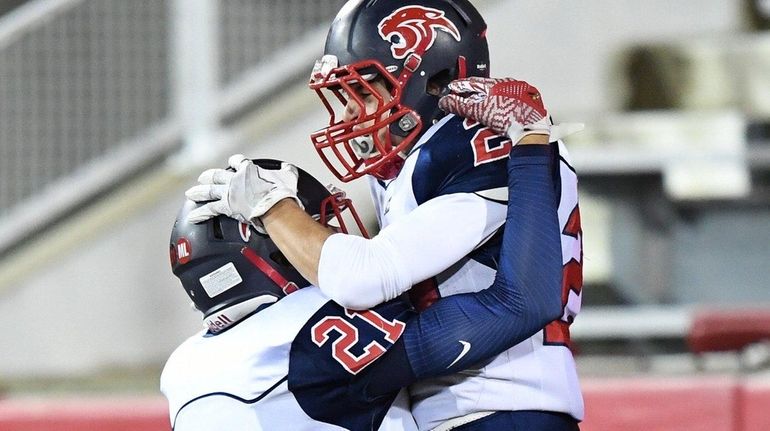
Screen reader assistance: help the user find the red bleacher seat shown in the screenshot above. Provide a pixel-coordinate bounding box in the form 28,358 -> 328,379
687,308 -> 770,354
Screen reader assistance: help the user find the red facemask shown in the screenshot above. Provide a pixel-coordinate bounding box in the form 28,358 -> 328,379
320,190 -> 370,239
309,59 -> 422,182
242,187 -> 369,295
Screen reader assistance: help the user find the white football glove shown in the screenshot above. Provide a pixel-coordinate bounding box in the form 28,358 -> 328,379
185,154 -> 303,226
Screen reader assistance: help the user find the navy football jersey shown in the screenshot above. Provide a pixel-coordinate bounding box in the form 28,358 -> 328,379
161,287 -> 418,431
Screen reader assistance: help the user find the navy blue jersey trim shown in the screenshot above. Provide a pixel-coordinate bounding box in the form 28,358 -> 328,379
467,228 -> 503,270
376,178 -> 391,190
171,375 -> 288,429
559,155 -> 576,174
472,192 -> 506,205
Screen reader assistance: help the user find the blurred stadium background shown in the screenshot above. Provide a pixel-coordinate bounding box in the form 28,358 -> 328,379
0,0 -> 769,429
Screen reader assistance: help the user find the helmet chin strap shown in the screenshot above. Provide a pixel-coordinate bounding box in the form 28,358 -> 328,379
351,132 -> 410,181
241,247 -> 299,295
201,245 -> 303,334
350,135 -> 377,160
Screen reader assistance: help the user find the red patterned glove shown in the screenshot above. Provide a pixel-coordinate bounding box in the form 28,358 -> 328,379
439,77 -> 550,142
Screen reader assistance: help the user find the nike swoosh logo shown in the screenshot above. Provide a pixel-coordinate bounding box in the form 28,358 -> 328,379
446,340 -> 471,369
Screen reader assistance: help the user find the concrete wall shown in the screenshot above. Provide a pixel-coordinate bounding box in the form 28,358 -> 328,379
485,0 -> 743,115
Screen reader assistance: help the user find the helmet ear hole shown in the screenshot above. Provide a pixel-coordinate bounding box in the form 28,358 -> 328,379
212,217 -> 224,240
372,75 -> 393,92
269,250 -> 293,268
427,69 -> 453,96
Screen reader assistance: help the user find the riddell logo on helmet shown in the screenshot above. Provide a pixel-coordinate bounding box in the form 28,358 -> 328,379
377,6 -> 461,60
206,313 -> 234,332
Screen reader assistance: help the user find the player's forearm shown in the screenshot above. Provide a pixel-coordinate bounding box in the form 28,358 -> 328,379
260,199 -> 333,286
408,144 -> 563,376
317,232 -> 413,309
410,152 -> 562,374
260,197 -> 409,307
317,194 -> 499,309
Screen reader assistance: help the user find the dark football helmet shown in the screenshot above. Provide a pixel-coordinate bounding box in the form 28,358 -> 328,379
309,0 -> 490,182
170,159 -> 368,333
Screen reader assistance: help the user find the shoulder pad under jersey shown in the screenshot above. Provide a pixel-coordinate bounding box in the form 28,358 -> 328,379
410,115 -> 510,205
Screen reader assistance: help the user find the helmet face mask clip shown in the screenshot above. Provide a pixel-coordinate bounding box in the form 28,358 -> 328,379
320,190 -> 370,238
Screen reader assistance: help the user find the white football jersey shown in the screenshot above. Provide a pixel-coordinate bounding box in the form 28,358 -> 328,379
161,287 -> 417,431
368,115 -> 584,430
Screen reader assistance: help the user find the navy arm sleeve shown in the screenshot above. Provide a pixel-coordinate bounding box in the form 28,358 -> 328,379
356,144 -> 564,399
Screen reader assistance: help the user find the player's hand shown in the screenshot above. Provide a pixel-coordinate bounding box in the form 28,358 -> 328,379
439,77 -> 550,143
185,154 -> 303,225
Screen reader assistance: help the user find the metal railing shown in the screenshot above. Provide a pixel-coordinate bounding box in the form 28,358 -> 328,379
0,0 -> 346,254
0,0 -> 169,215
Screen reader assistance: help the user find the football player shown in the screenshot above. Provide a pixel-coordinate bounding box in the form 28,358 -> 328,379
164,145 -> 565,430
162,161 -> 417,430
184,1 -> 583,429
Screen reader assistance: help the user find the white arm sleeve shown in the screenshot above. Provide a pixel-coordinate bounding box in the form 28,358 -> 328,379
318,193 -> 506,310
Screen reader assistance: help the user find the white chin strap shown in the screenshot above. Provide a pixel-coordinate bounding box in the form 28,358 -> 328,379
350,135 -> 378,160
204,294 -> 278,334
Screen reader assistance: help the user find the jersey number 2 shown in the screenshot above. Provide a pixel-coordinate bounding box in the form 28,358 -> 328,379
465,119 -> 513,166
311,309 -> 405,374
